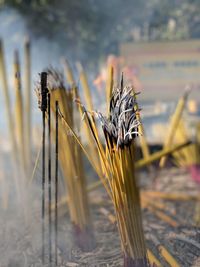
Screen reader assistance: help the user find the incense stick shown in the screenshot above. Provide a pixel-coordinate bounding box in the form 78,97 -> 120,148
42,89 -> 46,265
14,50 -> 26,175
24,37 -> 32,176
40,72 -> 48,264
55,100 -> 59,266
48,93 -> 52,265
0,40 -> 20,200
159,89 -> 190,167
63,59 -> 75,86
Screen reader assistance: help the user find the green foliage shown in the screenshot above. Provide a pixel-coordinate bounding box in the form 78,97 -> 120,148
149,0 -> 200,40
1,0 -> 200,66
0,0 -> 52,7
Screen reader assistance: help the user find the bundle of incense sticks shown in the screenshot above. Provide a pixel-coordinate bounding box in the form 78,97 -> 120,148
53,63 -> 191,199
59,77 -> 149,266
81,65 -> 150,169
37,73 -> 59,265
40,68 -> 95,251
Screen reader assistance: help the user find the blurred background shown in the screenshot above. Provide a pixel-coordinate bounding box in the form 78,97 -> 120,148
0,0 -> 200,145
0,2 -> 200,266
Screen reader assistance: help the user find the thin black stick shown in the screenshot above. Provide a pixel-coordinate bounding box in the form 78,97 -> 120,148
42,109 -> 45,264
55,101 -> 59,266
48,93 -> 52,265
41,72 -> 48,265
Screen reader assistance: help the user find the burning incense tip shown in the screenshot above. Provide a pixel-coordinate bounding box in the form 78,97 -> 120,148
95,85 -> 141,148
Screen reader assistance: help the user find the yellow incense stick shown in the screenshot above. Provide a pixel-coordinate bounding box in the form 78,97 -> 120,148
78,63 -> 94,111
0,40 -> 18,164
106,64 -> 113,114
147,249 -> 163,267
14,50 -> 26,173
0,40 -> 21,201
158,245 -> 180,267
159,89 -> 190,167
63,59 -> 75,86
24,37 -> 32,175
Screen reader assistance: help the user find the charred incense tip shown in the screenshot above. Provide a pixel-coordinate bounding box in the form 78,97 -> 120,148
40,72 -> 48,112
41,72 -> 47,88
96,84 -> 140,149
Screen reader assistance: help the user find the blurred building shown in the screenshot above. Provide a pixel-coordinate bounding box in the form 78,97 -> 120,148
120,40 -> 200,102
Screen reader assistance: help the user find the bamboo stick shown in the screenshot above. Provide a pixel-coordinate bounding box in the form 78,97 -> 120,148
158,245 -> 180,267
0,40 -> 20,198
151,236 -> 180,267
0,41 -> 17,157
77,63 -> 94,111
14,50 -> 26,174
147,206 -> 178,227
141,195 -> 167,211
147,250 -> 162,267
144,191 -> 200,201
99,207 -> 116,224
136,141 -> 191,169
159,89 -> 190,167
63,59 -> 75,86
132,88 -> 150,161
106,64 -> 113,114
138,122 -> 150,160
173,120 -> 200,167
24,37 -> 32,176
194,122 -> 200,225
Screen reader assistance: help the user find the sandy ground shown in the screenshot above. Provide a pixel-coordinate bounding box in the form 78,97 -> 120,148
0,168 -> 199,266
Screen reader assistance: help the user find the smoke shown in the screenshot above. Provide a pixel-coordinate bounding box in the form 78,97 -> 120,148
0,145 -> 75,266
0,154 -> 41,266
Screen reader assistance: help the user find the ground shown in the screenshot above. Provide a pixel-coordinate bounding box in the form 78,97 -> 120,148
0,168 -> 199,266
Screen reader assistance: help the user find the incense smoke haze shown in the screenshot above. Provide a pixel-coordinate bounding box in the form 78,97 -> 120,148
1,1 -> 200,134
